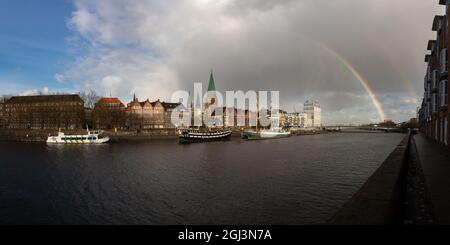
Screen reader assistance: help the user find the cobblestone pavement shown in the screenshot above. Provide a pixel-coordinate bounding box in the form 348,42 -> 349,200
402,136 -> 435,225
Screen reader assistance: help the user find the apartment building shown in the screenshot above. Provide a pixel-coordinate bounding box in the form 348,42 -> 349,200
284,112 -> 309,128
419,1 -> 450,147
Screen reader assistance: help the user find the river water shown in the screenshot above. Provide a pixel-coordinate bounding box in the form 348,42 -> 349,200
0,132 -> 405,225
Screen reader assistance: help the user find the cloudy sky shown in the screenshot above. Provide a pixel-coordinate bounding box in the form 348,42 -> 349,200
0,0 -> 443,124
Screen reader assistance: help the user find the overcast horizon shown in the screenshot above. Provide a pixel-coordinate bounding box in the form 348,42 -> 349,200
0,0 -> 444,124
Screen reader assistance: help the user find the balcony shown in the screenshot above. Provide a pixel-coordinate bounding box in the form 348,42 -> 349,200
427,65 -> 432,81
432,69 -> 439,91
424,76 -> 427,90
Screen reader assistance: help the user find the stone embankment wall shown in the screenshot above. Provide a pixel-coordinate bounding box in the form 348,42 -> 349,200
330,134 -> 411,225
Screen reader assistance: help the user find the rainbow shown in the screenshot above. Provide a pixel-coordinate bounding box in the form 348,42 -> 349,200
320,45 -> 387,122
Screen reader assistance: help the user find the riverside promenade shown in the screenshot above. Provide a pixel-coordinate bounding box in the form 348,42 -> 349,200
330,134 -> 410,224
413,134 -> 450,224
331,132 -> 450,225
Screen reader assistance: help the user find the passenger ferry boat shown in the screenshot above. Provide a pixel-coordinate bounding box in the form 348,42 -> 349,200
46,129 -> 110,144
178,128 -> 232,143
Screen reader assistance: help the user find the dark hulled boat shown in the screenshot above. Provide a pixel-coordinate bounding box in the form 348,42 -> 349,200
178,128 -> 232,143
179,71 -> 233,143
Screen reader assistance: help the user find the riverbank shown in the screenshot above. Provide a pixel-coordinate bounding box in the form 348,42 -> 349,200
0,128 -> 331,142
290,128 -> 329,136
0,129 -> 181,142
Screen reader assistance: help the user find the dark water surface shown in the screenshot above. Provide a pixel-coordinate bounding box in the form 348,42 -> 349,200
0,133 -> 405,225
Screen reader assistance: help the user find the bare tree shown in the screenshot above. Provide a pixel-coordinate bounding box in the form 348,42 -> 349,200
0,95 -> 12,102
79,91 -> 101,109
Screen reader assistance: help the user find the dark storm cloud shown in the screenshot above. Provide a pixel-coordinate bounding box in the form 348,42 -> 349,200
58,0 -> 442,124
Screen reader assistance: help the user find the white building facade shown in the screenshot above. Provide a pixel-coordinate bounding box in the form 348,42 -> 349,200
304,100 -> 321,128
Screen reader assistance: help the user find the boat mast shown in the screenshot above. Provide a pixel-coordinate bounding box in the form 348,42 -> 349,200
256,92 -> 259,132
190,91 -> 194,128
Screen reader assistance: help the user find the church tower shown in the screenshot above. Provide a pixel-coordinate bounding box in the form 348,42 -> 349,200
208,71 -> 216,92
206,71 -> 217,107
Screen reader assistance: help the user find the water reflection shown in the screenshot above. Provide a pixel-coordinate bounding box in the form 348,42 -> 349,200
0,133 -> 404,224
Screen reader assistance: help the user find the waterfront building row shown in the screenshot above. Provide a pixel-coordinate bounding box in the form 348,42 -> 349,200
0,94 -> 321,131
418,0 -> 450,147
0,71 -> 322,130
93,95 -> 186,130
0,94 -> 272,130
0,94 -> 185,131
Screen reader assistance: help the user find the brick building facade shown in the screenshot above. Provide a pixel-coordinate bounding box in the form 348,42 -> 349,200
125,95 -> 186,130
3,95 -> 85,130
92,97 -> 126,129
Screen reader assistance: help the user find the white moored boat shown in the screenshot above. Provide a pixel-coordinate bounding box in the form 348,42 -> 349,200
242,128 -> 291,140
46,130 -> 110,144
260,128 -> 292,138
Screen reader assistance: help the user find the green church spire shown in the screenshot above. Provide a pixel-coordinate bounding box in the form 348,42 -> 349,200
208,71 -> 216,92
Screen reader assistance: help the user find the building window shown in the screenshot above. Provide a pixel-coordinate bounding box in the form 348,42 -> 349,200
440,80 -> 448,107
432,94 -> 439,114
436,120 -> 439,141
445,116 -> 449,146
432,70 -> 439,89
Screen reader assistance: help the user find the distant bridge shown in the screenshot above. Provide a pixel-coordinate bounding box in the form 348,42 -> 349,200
323,126 -> 402,133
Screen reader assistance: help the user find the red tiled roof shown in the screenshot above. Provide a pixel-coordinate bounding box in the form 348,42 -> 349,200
151,100 -> 163,107
140,100 -> 152,107
128,100 -> 141,107
126,99 -> 181,110
97,97 -> 125,106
